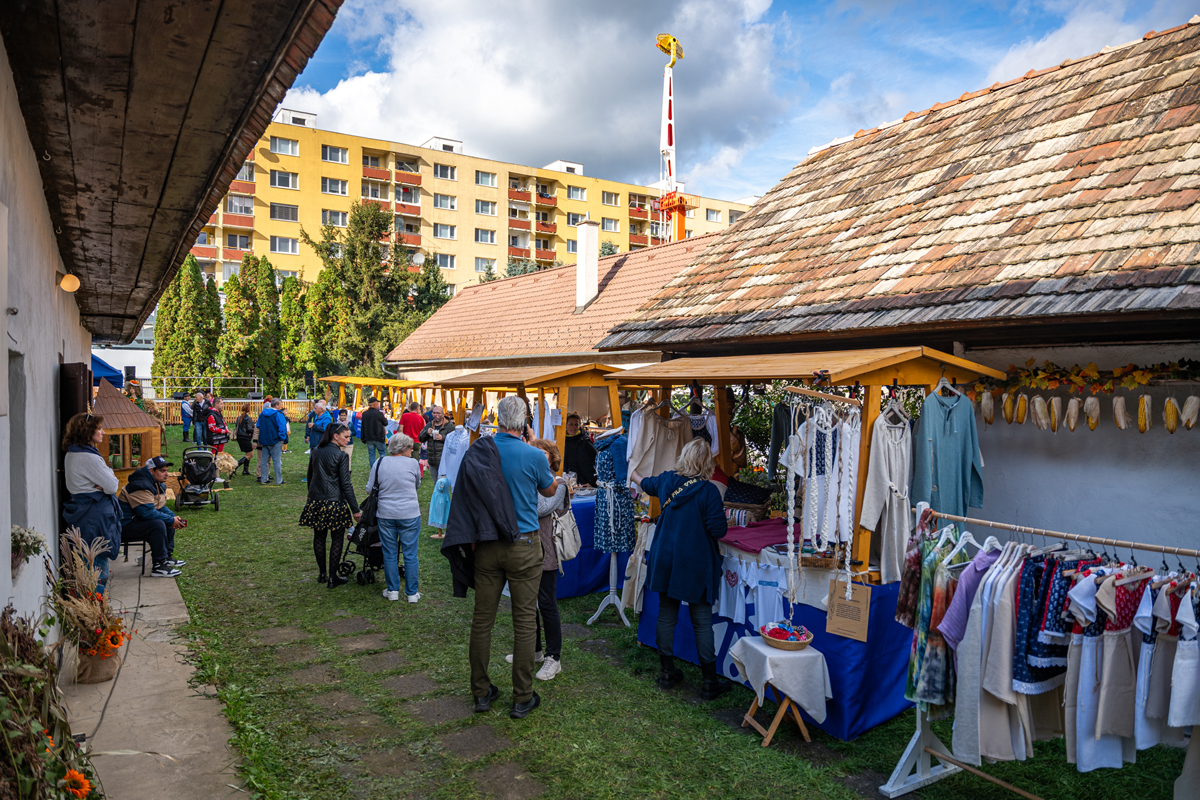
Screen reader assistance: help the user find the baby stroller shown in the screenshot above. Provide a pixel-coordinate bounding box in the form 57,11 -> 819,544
341,520 -> 403,587
177,446 -> 220,512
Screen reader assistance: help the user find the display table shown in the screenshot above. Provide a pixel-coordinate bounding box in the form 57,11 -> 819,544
730,636 -> 831,721
555,495 -> 630,599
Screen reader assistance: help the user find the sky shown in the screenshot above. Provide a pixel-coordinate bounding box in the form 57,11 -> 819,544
285,0 -> 1198,201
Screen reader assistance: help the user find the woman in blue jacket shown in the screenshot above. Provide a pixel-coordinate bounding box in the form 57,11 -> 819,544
632,437 -> 730,701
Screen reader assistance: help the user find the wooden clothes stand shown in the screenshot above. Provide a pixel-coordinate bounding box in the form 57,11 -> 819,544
880,509 -> 1198,799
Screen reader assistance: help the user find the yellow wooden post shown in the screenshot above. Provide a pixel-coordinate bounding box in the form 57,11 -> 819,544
338,383 -> 346,408
713,383 -> 736,477
606,382 -> 621,431
552,385 -> 567,476
854,384 -> 881,582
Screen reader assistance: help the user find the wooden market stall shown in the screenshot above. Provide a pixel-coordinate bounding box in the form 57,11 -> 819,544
605,346 -> 1005,581
435,363 -> 621,472
92,379 -> 163,490
318,376 -> 430,417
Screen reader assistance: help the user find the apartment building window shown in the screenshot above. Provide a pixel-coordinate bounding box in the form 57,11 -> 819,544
397,219 -> 420,234
270,236 -> 298,254
437,254 -> 456,270
433,224 -> 456,239
227,234 -> 249,250
270,203 -> 298,221
565,166 -> 577,174
475,228 -> 495,244
321,177 -> 348,195
434,164 -> 456,180
509,207 -> 520,218
685,208 -> 695,218
329,243 -> 343,258
235,162 -> 254,181
535,238 -> 551,251
567,239 -> 578,253
685,229 -> 694,238
475,170 -> 497,187
275,270 -> 299,286
399,186 -> 420,205
396,160 -> 418,173
445,284 -> 456,296
363,154 -> 381,168
706,209 -> 720,222
380,245 -> 390,262
534,210 -> 550,222
222,261 -> 240,280
567,186 -> 586,201
536,183 -> 551,195
321,145 -> 349,164
362,181 -> 388,199
475,257 -> 494,273
729,210 -> 744,224
566,212 -> 584,227
650,222 -> 663,237
602,191 -> 619,206
226,195 -> 253,215
196,232 -> 210,246
509,235 -> 523,247
433,194 -> 456,210
321,209 -> 348,227
601,218 -> 619,232
475,200 -> 496,216
270,136 -> 298,156
270,170 -> 297,189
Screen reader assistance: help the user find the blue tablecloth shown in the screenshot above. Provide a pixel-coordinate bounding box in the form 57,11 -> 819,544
555,495 -> 630,599
637,581 -> 912,741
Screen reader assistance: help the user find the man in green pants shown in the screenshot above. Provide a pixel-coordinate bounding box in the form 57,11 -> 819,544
470,395 -> 562,719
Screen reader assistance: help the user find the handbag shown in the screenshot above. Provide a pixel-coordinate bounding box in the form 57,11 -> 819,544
552,493 -> 581,563
358,460 -> 382,530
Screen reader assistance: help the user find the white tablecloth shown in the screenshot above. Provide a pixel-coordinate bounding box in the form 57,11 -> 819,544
730,635 -> 832,723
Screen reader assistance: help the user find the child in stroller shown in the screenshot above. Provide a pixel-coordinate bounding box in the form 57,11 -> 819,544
177,446 -> 220,511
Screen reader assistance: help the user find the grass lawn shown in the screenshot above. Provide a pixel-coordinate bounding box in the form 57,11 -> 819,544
167,433 -> 1186,799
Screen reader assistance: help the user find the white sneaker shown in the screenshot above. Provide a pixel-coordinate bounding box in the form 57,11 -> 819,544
407,592 -> 421,603
535,656 -> 562,681
505,652 -> 544,665
382,590 -> 400,601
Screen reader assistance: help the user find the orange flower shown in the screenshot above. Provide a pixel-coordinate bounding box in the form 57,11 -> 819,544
61,769 -> 90,798
106,630 -> 123,648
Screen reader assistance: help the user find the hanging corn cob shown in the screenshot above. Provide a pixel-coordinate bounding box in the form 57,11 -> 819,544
1113,396 -> 1132,430
981,391 -> 994,425
1137,395 -> 1152,433
1002,392 -> 1014,424
1031,396 -> 1051,431
1015,393 -> 1029,424
1084,396 -> 1100,430
1049,396 -> 1062,433
1164,398 -> 1181,434
1182,396 -> 1199,430
1065,397 -> 1080,432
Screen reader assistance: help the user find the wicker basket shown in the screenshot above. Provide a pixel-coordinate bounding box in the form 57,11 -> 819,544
759,625 -> 813,651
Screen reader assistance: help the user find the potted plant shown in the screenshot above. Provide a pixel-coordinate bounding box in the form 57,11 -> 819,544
10,524 -> 46,581
47,528 -> 131,684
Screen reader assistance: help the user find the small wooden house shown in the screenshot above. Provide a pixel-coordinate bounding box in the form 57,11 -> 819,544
92,379 -> 162,489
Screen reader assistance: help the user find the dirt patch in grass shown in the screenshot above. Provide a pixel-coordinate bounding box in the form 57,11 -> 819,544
403,696 -> 474,725
359,651 -> 408,673
321,616 -> 376,635
339,633 -> 391,653
276,643 -> 321,664
438,725 -> 512,761
253,625 -> 308,645
310,690 -> 366,713
468,762 -> 545,799
381,672 -> 439,698
292,665 -> 340,685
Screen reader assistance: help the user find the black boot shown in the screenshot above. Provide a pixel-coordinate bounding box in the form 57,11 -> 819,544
318,572 -> 328,584
327,574 -> 348,589
699,661 -> 731,701
656,654 -> 684,690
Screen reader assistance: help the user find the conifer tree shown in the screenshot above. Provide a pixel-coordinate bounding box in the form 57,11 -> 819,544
151,268 -> 181,378
172,255 -> 206,380
410,258 -> 451,315
201,274 -> 223,373
216,266 -> 258,382
279,276 -> 306,396
251,255 -> 284,393
297,262 -> 344,379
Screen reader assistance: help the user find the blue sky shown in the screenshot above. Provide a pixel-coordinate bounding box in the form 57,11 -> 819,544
285,0 -> 1196,200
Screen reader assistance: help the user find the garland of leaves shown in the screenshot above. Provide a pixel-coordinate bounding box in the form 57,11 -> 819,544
970,358 -> 1200,398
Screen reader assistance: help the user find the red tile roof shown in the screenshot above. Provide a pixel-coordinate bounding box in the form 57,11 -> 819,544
600,22 -> 1200,351
385,236 -> 719,367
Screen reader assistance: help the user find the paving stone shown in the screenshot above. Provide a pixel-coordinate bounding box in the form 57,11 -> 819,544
381,673 -> 438,698
356,748 -> 426,778
310,690 -> 366,713
253,625 -> 308,645
321,616 -> 376,635
438,726 -> 511,761
276,643 -> 320,665
339,633 -> 390,654
561,623 -> 594,639
403,697 -> 473,726
470,762 -> 545,800
292,665 -> 339,685
359,651 -> 408,674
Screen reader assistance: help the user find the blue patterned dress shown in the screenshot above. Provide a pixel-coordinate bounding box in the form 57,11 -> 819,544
593,434 -> 635,553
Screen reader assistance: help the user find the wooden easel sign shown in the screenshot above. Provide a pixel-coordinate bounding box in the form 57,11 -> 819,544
827,579 -> 871,642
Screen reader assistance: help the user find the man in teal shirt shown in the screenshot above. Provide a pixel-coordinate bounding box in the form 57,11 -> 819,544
470,395 -> 560,720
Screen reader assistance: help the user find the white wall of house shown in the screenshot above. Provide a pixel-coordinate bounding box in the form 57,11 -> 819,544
963,342 -> 1200,553
0,40 -> 92,616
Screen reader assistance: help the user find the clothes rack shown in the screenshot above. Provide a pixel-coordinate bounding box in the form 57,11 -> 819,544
881,509 -> 1194,798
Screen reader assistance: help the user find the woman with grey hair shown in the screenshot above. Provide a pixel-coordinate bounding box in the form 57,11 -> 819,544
631,437 -> 730,700
366,432 -> 423,602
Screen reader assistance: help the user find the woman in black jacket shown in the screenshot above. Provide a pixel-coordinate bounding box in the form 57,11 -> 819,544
233,403 -> 255,476
299,423 -> 362,587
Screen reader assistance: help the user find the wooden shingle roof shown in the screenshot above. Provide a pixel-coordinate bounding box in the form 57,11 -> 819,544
600,21 -> 1200,352
93,380 -> 160,433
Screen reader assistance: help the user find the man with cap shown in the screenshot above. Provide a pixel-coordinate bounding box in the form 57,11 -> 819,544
360,396 -> 389,471
117,456 -> 186,577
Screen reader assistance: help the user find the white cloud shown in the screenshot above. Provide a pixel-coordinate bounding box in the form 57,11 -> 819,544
286,0 -> 789,197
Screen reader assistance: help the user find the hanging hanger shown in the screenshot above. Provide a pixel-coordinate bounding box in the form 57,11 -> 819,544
932,375 -> 963,397
945,529 -> 981,562
935,524 -> 957,549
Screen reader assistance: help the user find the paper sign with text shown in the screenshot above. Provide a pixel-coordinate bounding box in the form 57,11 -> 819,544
826,579 -> 871,642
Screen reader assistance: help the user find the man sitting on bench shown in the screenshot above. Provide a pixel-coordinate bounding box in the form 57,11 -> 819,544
118,456 -> 187,578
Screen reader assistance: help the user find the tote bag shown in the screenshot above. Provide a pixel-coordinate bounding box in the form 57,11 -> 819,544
553,494 -> 581,563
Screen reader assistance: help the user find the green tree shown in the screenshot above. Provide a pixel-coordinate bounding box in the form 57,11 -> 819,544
279,276 -> 306,396
599,240 -> 619,256
171,255 -> 206,380
151,268 -> 182,378
200,274 -> 222,374
409,258 -> 451,315
296,260 -> 344,379
251,256 -> 284,394
216,264 -> 258,385
504,256 -> 561,277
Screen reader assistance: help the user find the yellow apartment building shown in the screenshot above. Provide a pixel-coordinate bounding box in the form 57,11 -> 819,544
188,109 -> 756,293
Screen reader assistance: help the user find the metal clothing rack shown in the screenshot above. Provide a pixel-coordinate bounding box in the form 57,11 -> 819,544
881,509 -> 1195,799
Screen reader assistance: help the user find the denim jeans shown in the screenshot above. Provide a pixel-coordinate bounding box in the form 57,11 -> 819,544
193,420 -> 207,445
261,442 -> 284,484
365,440 -> 387,470
378,517 -> 421,595
96,556 -> 110,595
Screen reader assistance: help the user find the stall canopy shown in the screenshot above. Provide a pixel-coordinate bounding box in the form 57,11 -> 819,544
318,376 -> 429,412
91,355 -> 123,389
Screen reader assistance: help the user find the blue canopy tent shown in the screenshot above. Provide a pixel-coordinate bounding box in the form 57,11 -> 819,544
91,354 -> 123,389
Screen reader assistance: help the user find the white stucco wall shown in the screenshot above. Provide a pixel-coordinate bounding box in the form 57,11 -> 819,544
0,40 -> 92,616
962,343 -> 1200,555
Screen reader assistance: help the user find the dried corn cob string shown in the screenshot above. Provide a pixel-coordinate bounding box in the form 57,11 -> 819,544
1164,397 -> 1180,434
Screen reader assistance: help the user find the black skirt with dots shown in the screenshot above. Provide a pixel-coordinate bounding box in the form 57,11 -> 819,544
299,499 -> 354,531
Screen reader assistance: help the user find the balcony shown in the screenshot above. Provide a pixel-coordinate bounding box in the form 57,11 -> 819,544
629,233 -> 648,246
508,246 -> 530,258
245,150 -> 255,161
629,206 -> 648,220
508,188 -> 531,202
534,193 -> 557,207
207,212 -> 218,224
535,248 -> 556,261
508,218 -> 530,231
229,180 -> 256,194
536,221 -> 556,234
652,236 -> 667,246
397,233 -> 421,246
363,166 -> 391,181
395,202 -> 421,217
224,245 -> 252,257
190,245 -> 218,259
363,198 -> 392,211
223,213 -> 255,229
396,171 -> 421,186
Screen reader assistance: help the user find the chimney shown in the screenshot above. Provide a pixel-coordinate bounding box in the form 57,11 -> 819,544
575,219 -> 600,313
